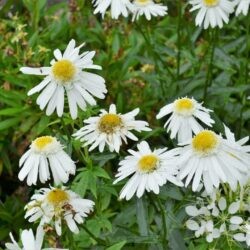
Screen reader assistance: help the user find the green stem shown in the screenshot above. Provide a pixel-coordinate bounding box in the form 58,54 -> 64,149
156,196 -> 168,249
176,0 -> 182,80
60,117 -> 71,141
81,224 -> 106,245
134,21 -> 175,94
203,28 -> 217,101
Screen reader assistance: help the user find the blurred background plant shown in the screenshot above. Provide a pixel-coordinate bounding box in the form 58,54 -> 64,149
0,0 -> 249,249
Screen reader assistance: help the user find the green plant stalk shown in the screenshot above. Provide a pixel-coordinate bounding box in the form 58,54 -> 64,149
203,28 -> 217,101
60,117 -> 71,141
81,224 -> 107,246
134,21 -> 175,95
177,0 -> 182,79
238,13 -> 250,137
156,196 -> 168,249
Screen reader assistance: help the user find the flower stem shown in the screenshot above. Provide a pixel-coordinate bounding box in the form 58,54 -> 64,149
176,0 -> 182,80
156,196 -> 168,248
203,28 -> 217,101
82,224 -> 107,245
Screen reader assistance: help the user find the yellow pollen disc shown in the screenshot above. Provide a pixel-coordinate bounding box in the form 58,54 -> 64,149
138,154 -> 158,172
52,59 -> 76,81
174,98 -> 194,116
98,114 -> 122,134
47,189 -> 69,206
175,98 -> 194,111
203,0 -> 219,7
135,0 -> 151,5
192,130 -> 218,154
33,136 -> 54,150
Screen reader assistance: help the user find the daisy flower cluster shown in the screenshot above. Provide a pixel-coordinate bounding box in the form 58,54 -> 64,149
91,0 -> 250,29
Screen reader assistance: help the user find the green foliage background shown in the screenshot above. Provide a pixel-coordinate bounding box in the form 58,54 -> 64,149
0,0 -> 249,249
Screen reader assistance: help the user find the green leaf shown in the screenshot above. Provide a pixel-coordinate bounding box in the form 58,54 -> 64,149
92,166 -> 110,179
0,117 -> 20,131
168,229 -> 187,250
106,240 -> 127,250
136,198 -> 148,236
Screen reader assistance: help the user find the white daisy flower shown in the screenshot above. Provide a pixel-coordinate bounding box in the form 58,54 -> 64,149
224,125 -> 250,186
20,39 -> 107,119
113,141 -> 183,200
92,0 -> 133,19
235,0 -> 250,15
5,226 -> 67,250
25,186 -> 95,236
73,104 -> 151,153
156,97 -> 214,143
177,129 -> 250,193
18,136 -> 76,186
131,0 -> 168,21
189,0 -> 235,29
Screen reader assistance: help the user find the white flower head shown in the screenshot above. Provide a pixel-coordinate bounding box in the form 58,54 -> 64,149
131,0 -> 168,21
234,223 -> 250,246
73,104 -> 151,153
224,125 -> 250,186
18,136 -> 76,186
185,195 -> 242,243
113,141 -> 183,200
20,39 -> 107,119
25,186 -> 95,236
189,0 -> 235,29
186,219 -> 220,242
5,226 -> 67,250
156,97 -> 214,143
92,0 -> 133,19
235,0 -> 250,16
177,129 -> 250,193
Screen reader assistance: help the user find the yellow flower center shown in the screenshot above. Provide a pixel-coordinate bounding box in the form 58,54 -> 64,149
98,114 -> 122,134
135,0 -> 151,5
33,136 -> 54,150
52,59 -> 76,82
47,189 -> 69,206
138,154 -> 158,172
203,0 -> 219,7
174,98 -> 194,115
192,130 -> 219,155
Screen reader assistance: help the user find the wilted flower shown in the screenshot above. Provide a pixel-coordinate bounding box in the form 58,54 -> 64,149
25,186 -> 94,236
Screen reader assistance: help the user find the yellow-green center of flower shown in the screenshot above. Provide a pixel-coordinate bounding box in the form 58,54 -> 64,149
174,98 -> 194,115
33,136 -> 54,150
98,114 -> 122,134
203,0 -> 219,7
52,59 -> 76,82
47,189 -> 69,206
192,130 -> 219,155
135,0 -> 151,5
138,154 -> 158,172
